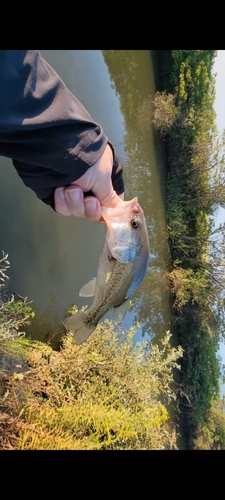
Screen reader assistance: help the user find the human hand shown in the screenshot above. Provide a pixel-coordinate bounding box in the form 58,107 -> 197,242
54,144 -> 124,221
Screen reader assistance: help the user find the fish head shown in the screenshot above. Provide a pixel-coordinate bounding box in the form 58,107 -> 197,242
101,197 -> 150,266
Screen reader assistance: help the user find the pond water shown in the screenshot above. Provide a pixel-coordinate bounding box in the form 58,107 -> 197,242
0,50 -> 170,347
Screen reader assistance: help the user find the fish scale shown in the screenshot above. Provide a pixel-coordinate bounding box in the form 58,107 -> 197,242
83,261 -> 133,326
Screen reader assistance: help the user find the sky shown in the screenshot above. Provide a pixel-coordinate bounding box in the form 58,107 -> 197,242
213,51 -> 225,390
213,52 -> 225,228
213,51 -> 225,135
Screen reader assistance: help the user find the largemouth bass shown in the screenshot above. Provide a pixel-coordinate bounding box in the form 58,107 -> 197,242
63,197 -> 149,345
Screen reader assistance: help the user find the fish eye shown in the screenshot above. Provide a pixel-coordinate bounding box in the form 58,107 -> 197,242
130,218 -> 139,229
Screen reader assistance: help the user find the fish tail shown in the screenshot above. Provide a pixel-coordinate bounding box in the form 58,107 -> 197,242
63,312 -> 96,345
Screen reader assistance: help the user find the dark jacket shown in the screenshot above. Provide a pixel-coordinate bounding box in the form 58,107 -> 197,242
0,50 -> 123,209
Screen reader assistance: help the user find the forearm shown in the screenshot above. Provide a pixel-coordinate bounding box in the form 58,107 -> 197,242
0,50 -> 109,206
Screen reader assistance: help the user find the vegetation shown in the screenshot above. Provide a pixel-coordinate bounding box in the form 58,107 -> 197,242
152,50 -> 225,448
0,258 -> 182,449
0,251 -> 35,343
100,49 -> 225,448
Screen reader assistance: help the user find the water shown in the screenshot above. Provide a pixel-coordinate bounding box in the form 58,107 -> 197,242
0,50 -> 170,346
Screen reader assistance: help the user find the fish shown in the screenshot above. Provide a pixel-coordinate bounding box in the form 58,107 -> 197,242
63,197 -> 149,345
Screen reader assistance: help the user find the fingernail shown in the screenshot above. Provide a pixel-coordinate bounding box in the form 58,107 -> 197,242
67,187 -> 81,202
57,187 -> 65,200
84,197 -> 98,210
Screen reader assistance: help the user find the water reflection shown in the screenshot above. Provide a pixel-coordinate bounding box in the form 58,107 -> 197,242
0,50 -> 170,346
102,50 -> 170,342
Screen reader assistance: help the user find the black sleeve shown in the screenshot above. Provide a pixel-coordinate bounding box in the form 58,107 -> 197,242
0,50 -> 112,208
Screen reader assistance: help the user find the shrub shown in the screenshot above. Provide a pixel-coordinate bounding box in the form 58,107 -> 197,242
152,91 -> 177,135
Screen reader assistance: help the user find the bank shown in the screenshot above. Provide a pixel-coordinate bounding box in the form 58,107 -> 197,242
153,50 -> 225,449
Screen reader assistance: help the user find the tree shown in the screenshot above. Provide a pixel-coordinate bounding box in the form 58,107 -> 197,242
194,396 -> 225,450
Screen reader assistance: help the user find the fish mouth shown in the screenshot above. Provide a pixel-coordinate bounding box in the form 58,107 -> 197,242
101,197 -> 140,223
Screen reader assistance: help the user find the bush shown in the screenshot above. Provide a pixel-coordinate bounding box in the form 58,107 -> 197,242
1,319 -> 183,450
152,91 -> 177,135
0,252 -> 35,343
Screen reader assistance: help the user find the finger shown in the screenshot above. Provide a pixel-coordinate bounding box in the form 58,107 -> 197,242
84,197 -> 102,221
99,186 -> 125,208
64,186 -> 86,217
54,187 -> 72,216
63,186 -> 102,220
98,192 -> 125,223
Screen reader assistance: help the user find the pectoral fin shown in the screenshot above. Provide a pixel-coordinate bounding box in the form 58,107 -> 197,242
105,271 -> 112,284
113,299 -> 130,323
79,278 -> 96,297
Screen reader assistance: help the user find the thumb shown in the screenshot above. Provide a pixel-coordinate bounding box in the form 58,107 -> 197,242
95,184 -> 124,208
